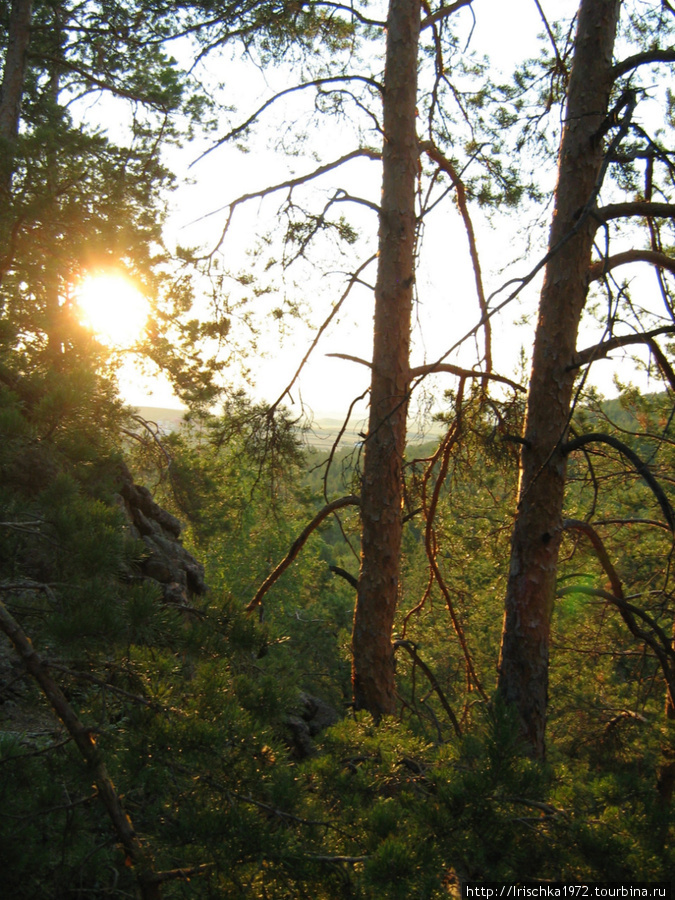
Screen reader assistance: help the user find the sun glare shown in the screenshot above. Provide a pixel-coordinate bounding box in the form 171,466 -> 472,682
76,273 -> 149,347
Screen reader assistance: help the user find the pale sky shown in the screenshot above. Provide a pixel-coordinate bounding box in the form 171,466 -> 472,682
120,0 -> 656,418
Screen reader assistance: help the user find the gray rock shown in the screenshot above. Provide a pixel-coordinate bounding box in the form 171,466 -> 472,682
116,462 -> 205,605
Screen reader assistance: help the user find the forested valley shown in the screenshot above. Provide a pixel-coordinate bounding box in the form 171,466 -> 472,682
2,0 -> 675,895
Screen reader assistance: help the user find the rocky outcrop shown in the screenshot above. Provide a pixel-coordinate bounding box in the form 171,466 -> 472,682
116,463 -> 206,606
285,691 -> 340,759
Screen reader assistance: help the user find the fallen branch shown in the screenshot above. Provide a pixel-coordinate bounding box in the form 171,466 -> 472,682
0,601 -> 162,899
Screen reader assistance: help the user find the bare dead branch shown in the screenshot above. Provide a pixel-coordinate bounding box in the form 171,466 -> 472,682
246,495 -> 360,612
410,363 -> 524,392
419,382 -> 487,700
591,517 -> 672,530
122,414 -> 174,471
196,149 -> 382,255
532,0 -> 567,75
393,639 -> 462,737
326,353 -> 525,392
269,255 -> 377,415
194,76 -> 383,164
420,140 -> 491,376
144,864 -> 214,887
0,601 -> 162,899
326,352 -> 372,368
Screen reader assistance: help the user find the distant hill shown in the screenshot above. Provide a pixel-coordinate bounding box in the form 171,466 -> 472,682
134,406 -> 187,433
130,407 -> 444,447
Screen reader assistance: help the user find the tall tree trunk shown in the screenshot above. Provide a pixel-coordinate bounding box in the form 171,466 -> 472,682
497,0 -> 621,759
351,0 -> 420,717
0,0 -> 33,192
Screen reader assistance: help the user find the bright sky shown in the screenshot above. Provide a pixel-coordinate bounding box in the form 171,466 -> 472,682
105,0 -> 658,419
144,0 -> 550,416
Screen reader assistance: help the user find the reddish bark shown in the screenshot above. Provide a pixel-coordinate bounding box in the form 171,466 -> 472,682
351,0 -> 421,717
497,0 -> 621,758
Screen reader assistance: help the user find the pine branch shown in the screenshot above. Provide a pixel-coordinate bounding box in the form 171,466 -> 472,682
420,0 -> 474,30
246,495 -> 360,612
588,248 -> 675,280
613,48 -> 675,78
595,201 -> 675,222
561,432 -> 675,531
570,326 -> 675,384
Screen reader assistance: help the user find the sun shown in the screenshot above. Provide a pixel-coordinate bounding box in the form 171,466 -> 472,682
75,272 -> 149,347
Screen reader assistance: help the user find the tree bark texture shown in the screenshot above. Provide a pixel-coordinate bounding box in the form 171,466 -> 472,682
0,0 -> 33,192
351,0 -> 420,717
497,0 -> 621,759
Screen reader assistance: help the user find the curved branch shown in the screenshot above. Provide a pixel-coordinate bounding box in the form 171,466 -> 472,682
313,2 -> 386,28
326,352 -> 371,368
410,363 -> 524,392
591,517 -> 672,531
563,519 -> 623,595
393,640 -> 462,737
195,148 -> 382,255
562,432 -> 675,531
646,338 -> 675,392
325,354 -> 525,392
571,325 -> 675,370
246,495 -> 361,612
589,249 -> 675,281
420,0 -> 473,29
595,201 -> 675,222
613,48 -> 675,78
329,565 -> 358,589
556,580 -> 675,712
194,76 -> 383,163
420,140 -> 491,375
269,255 -> 377,415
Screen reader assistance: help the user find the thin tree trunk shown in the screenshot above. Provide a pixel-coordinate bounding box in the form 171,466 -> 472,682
0,0 -> 33,192
351,0 -> 420,717
497,0 -> 621,759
